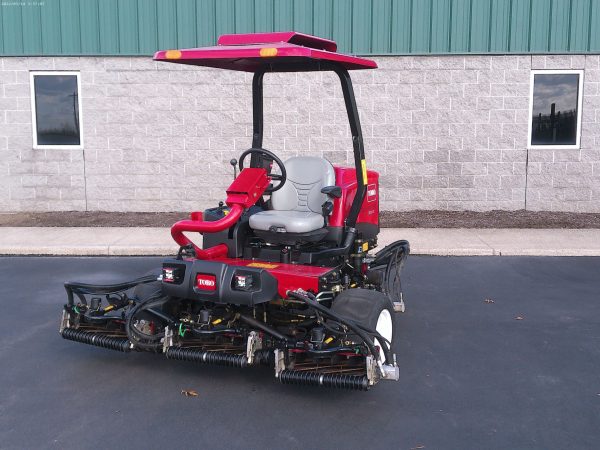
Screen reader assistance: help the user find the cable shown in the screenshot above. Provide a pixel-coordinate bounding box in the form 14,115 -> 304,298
288,291 -> 392,365
238,314 -> 291,342
306,291 -> 393,362
64,275 -> 158,306
371,240 -> 409,300
125,293 -> 171,352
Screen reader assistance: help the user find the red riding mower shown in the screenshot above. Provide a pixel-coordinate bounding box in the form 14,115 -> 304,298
59,32 -> 409,391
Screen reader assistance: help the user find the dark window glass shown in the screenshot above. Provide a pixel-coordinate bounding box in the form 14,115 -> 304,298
33,75 -> 80,146
531,73 -> 580,146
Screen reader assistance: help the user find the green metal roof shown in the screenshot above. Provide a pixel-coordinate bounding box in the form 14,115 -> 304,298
1,0 -> 599,56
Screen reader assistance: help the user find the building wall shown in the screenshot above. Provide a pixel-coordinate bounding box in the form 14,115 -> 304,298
3,0 -> 600,56
0,54 -> 599,213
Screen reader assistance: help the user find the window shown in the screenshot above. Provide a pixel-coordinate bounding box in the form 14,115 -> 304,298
30,71 -> 83,149
528,70 -> 583,149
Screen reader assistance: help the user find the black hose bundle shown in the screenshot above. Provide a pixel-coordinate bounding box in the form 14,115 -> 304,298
306,292 -> 393,361
369,240 -> 409,301
64,275 -> 158,306
239,314 -> 291,342
125,292 -> 172,352
287,291 -> 393,365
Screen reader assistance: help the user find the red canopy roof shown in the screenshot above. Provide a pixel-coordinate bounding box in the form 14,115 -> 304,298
153,32 -> 377,72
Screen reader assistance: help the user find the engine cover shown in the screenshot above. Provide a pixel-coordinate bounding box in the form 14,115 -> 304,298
161,259 -> 278,306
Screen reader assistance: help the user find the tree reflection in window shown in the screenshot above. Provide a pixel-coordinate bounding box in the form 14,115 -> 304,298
531,73 -> 580,146
33,75 -> 80,146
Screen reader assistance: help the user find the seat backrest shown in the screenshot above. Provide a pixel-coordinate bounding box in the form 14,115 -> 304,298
271,156 -> 335,213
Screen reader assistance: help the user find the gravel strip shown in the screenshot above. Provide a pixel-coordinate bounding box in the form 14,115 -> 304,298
1,210 -> 600,229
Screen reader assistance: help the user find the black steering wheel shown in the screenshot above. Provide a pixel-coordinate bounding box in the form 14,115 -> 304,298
238,148 -> 287,193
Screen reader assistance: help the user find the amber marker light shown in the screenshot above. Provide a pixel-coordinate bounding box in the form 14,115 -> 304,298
165,50 -> 182,59
259,47 -> 278,57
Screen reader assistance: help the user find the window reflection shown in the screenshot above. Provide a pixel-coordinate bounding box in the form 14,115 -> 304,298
531,73 -> 579,146
33,75 -> 80,146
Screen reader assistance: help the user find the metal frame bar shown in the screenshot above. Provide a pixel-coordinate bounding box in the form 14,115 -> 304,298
250,63 -> 366,230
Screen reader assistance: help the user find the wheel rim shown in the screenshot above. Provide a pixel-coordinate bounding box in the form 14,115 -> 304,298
374,309 -> 393,363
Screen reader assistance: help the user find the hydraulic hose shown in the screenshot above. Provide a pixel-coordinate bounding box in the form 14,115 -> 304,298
64,274 -> 158,306
125,294 -> 172,351
306,346 -> 355,355
358,324 -> 392,347
309,228 -> 356,261
191,328 -> 239,336
318,313 -> 392,346
305,291 -> 393,364
372,240 -> 409,300
287,291 -> 392,365
238,314 -> 291,342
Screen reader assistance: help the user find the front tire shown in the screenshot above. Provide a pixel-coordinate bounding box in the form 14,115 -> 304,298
374,307 -> 393,362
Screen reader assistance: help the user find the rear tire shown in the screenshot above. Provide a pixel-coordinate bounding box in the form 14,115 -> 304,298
330,288 -> 395,363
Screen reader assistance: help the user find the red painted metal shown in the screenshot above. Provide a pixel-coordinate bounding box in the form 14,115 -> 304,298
213,258 -> 334,298
329,167 -> 380,228
170,206 -> 241,259
225,168 -> 270,208
170,168 -> 270,259
153,32 -> 377,72
217,32 -> 337,52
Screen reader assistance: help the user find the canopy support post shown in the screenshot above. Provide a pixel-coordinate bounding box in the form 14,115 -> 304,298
251,69 -> 265,150
331,64 -> 366,231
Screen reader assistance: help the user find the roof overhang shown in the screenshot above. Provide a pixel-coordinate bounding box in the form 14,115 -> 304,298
153,31 -> 377,72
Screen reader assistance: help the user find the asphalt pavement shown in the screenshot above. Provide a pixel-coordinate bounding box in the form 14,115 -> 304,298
0,256 -> 599,449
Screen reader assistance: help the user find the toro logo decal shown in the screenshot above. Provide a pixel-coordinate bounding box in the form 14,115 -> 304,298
195,273 -> 217,291
367,183 -> 377,202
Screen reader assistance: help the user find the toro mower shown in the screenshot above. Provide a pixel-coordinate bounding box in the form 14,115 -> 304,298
59,32 -> 409,391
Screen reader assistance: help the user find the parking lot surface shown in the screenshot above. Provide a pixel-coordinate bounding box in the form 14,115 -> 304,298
1,256 -> 599,449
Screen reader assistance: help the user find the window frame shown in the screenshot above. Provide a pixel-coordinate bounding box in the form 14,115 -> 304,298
29,71 -> 84,150
527,69 -> 584,150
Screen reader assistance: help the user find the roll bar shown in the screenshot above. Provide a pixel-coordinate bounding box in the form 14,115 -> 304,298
250,63 -> 367,231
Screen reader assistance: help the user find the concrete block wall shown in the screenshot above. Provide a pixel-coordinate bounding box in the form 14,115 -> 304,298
0,54 -> 598,212
526,55 -> 600,212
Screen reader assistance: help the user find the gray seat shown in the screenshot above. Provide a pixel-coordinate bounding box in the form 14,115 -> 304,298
249,156 -> 336,234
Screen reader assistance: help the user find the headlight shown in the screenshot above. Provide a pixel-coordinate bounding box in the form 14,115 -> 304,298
162,265 -> 184,284
233,272 -> 254,291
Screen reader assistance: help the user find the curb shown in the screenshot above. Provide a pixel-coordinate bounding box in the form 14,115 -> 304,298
2,247 -> 600,257
1,227 -> 600,257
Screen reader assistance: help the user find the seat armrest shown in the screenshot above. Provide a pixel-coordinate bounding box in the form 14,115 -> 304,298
321,185 -> 342,198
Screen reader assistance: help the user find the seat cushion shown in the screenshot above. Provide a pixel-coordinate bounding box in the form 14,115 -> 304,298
249,210 -> 325,234
271,156 -> 335,213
